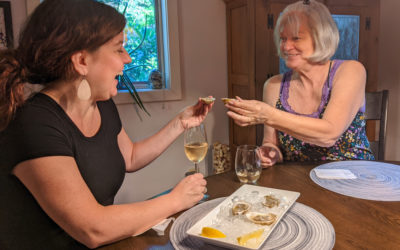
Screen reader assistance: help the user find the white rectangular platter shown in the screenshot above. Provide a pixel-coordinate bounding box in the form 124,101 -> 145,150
186,184 -> 300,249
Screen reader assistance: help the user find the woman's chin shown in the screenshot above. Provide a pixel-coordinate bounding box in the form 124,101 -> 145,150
285,60 -> 302,70
285,62 -> 296,69
110,89 -> 118,97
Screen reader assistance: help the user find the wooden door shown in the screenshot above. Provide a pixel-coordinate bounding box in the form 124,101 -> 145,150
225,0 -> 257,153
324,0 -> 380,92
226,0 -> 380,148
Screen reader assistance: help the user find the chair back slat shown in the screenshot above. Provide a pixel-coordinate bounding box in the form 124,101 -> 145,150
364,90 -> 389,160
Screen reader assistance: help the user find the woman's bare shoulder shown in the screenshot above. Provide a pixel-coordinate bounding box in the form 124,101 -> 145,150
263,74 -> 283,104
333,60 -> 366,89
337,60 -> 366,74
265,74 -> 283,85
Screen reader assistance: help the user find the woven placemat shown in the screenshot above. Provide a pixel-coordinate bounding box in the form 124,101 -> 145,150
170,198 -> 335,250
310,161 -> 400,201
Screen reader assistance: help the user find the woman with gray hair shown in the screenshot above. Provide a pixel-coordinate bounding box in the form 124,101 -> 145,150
226,0 -> 374,167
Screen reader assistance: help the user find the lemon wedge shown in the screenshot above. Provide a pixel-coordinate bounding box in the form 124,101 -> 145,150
237,228 -> 264,246
200,227 -> 226,238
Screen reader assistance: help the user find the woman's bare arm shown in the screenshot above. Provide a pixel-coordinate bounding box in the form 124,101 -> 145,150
227,61 -> 366,147
261,75 -> 283,166
13,156 -> 206,248
118,100 -> 212,172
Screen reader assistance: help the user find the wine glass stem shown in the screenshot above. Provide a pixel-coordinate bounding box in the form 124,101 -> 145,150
195,162 -> 199,173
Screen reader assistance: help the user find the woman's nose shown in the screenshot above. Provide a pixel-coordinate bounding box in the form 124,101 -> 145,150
123,48 -> 132,64
282,40 -> 294,51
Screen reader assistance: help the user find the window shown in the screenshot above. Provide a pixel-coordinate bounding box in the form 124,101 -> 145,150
98,0 -> 182,103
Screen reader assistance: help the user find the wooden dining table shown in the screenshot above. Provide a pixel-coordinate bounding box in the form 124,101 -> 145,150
100,161 -> 400,250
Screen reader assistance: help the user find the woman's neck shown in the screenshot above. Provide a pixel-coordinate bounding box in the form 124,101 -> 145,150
293,60 -> 331,88
41,80 -> 97,119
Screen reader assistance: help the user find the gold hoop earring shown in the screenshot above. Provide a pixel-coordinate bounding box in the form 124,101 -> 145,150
77,78 -> 91,101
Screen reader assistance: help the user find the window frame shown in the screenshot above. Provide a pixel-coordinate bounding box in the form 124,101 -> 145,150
26,0 -> 182,104
113,0 -> 182,104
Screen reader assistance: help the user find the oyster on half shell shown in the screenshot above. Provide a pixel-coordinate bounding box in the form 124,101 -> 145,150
262,195 -> 280,208
246,212 -> 277,225
221,98 -> 235,104
200,97 -> 215,104
232,201 -> 251,215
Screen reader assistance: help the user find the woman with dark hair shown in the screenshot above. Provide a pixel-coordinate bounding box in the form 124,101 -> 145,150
225,0 -> 374,167
0,0 -> 211,249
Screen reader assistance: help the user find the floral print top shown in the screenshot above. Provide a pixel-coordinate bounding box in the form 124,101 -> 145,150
276,60 -> 375,161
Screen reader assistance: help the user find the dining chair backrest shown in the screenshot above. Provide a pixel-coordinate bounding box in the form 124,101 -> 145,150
364,90 -> 389,160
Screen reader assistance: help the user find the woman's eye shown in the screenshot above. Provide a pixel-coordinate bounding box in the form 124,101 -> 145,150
280,37 -> 287,42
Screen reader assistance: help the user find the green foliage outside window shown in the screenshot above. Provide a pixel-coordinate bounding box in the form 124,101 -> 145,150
97,0 -> 159,85
96,0 -> 160,115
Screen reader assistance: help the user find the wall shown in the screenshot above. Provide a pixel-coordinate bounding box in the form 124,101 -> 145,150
9,0 -> 229,203
114,0 -> 229,203
8,0 -> 399,203
378,0 -> 400,161
9,0 -> 26,46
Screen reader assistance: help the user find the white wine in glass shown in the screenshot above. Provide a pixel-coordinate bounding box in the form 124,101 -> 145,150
184,123 -> 208,173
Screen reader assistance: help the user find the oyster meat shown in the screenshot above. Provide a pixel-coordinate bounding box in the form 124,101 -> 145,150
221,98 -> 235,104
200,97 -> 215,104
246,212 -> 277,226
262,195 -> 280,208
232,201 -> 251,215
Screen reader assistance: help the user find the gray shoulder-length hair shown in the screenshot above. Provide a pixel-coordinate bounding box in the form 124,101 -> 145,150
274,0 -> 339,64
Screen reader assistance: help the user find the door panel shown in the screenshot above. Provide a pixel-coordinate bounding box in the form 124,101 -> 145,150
226,0 -> 379,148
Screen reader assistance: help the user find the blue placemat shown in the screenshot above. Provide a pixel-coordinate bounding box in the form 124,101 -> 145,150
310,161 -> 400,201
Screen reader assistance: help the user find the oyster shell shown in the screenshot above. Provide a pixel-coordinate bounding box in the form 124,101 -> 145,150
221,98 -> 235,104
246,212 -> 277,225
262,195 -> 280,208
200,97 -> 215,104
232,201 -> 251,215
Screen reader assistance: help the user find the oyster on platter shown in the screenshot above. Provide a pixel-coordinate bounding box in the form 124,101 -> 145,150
246,212 -> 277,226
263,194 -> 280,208
232,201 -> 251,215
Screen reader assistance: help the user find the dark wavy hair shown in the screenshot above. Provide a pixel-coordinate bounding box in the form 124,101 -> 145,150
0,0 -> 125,131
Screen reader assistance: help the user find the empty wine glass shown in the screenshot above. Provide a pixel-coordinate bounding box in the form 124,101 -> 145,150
184,123 -> 208,173
235,145 -> 262,184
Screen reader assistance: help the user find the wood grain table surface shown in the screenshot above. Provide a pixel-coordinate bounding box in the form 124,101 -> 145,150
100,161 -> 400,250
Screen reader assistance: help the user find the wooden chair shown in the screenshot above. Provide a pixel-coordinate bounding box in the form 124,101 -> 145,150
364,90 -> 389,160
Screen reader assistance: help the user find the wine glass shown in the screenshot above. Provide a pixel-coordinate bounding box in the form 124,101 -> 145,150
235,145 -> 262,184
184,123 -> 208,173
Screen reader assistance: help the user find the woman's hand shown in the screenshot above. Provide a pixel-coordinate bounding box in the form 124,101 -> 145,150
179,97 -> 214,130
225,97 -> 271,127
258,145 -> 283,168
169,173 -> 207,211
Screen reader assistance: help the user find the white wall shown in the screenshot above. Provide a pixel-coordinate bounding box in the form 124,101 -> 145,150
9,0 -> 27,46
114,0 -> 229,203
9,0 -> 399,204
378,0 -> 400,161
10,0 -> 229,203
